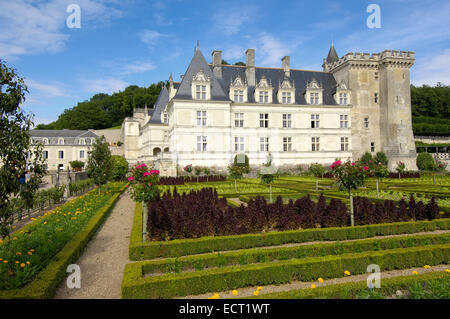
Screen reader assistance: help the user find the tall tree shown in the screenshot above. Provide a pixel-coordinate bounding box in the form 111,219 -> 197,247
0,60 -> 46,239
86,136 -> 112,193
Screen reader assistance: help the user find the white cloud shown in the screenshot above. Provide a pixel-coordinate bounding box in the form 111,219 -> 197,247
257,33 -> 293,66
213,8 -> 254,36
122,61 -> 156,74
139,30 -> 171,47
413,49 -> 450,86
25,79 -> 69,98
0,0 -> 125,59
223,45 -> 245,61
83,78 -> 129,94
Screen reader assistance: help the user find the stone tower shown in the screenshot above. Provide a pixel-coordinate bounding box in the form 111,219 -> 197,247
323,46 -> 417,170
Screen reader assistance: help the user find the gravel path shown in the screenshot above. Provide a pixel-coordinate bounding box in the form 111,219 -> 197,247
181,264 -> 449,299
54,192 -> 134,299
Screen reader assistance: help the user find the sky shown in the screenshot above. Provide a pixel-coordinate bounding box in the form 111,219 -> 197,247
0,0 -> 449,125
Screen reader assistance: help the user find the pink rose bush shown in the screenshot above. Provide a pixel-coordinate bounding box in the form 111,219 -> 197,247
127,162 -> 160,203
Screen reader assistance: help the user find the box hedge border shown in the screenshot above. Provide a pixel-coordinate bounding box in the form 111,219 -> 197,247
245,271 -> 450,299
139,232 -> 450,275
0,185 -> 125,299
121,243 -> 450,298
129,202 -> 450,260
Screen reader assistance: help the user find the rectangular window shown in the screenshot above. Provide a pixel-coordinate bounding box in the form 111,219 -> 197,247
196,85 -> 207,100
340,115 -> 348,128
196,110 -> 207,126
259,113 -> 269,128
281,92 -> 291,104
282,113 -> 292,128
80,150 -> 85,159
259,91 -> 269,103
260,137 -> 269,152
340,137 -> 349,151
364,117 -> 369,128
283,137 -> 292,152
197,136 -> 207,151
234,113 -> 244,127
233,90 -> 244,102
163,113 -> 168,124
311,114 -> 320,128
311,137 -> 320,152
58,150 -> 64,159
43,151 -> 48,159
374,92 -> 379,103
374,72 -> 379,80
339,93 -> 348,105
234,136 -> 244,152
310,92 -> 319,104
371,142 -> 375,152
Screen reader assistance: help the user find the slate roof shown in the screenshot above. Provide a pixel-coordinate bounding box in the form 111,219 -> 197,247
326,44 -> 339,64
148,48 -> 340,123
149,86 -> 169,124
30,130 -> 100,145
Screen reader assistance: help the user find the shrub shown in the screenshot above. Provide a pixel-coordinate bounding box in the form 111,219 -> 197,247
110,155 -> 129,181
127,162 -> 160,203
69,160 -> 85,171
374,152 -> 388,166
360,152 -> 373,165
417,152 -> 437,171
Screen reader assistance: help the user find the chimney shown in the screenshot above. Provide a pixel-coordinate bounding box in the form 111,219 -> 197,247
212,50 -> 222,78
282,56 -> 290,77
245,49 -> 255,86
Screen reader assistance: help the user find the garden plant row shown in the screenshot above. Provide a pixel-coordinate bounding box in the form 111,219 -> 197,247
0,182 -> 126,298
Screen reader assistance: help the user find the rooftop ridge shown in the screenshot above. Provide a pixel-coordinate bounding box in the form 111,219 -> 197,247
208,63 -> 329,74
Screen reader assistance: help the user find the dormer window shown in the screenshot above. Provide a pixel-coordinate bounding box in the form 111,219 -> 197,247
58,138 -> 64,145
79,138 -> 86,145
43,138 -> 48,145
334,80 -> 351,105
277,78 -> 295,104
163,113 -> 169,124
259,91 -> 269,103
255,76 -> 273,104
196,85 -> 206,100
229,75 -> 247,103
191,70 -> 211,100
305,79 -> 323,105
233,90 -> 244,102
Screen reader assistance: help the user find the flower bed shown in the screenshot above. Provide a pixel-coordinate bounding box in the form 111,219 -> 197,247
159,175 -> 227,185
146,188 -> 441,241
121,244 -> 450,298
0,183 -> 125,292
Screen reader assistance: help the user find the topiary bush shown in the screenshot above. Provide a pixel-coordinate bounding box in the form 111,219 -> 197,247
360,152 -> 373,165
416,152 -> 437,171
110,155 -> 129,181
374,152 -> 388,166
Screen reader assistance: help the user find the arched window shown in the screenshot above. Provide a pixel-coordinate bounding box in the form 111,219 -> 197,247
153,147 -> 161,156
43,138 -> 49,145
58,138 -> 64,145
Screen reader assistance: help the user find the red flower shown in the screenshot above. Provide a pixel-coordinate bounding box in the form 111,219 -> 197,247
363,166 -> 369,171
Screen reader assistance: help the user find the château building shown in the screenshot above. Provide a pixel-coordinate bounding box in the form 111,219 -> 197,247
122,44 -> 417,176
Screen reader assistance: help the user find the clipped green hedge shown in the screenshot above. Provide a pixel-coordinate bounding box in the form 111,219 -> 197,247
139,233 -> 450,275
0,186 -> 125,299
129,203 -> 450,260
246,271 -> 450,299
121,244 -> 450,298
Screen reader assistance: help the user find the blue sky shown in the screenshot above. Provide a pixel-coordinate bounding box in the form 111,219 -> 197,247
1,0 -> 449,125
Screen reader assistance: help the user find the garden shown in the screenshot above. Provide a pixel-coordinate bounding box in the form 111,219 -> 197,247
121,157 -> 450,299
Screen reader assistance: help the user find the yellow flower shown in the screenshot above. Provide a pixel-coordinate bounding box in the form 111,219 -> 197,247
16,252 -> 22,256
28,252 -> 32,256
253,291 -> 259,296
20,263 -> 25,268
232,290 -> 238,296
15,261 -> 19,264
412,271 -> 419,275
311,284 -> 316,289
318,278 -> 324,283
344,270 -> 351,276
43,222 -> 47,225
424,265 -> 431,269
26,261 -> 30,265
257,286 -> 263,291
13,237 -> 17,241
3,260 -> 7,264
445,269 -> 450,273
30,249 -> 35,252
208,293 -> 219,299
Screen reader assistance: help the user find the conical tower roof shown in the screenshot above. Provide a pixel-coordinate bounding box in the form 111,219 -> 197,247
326,44 -> 339,63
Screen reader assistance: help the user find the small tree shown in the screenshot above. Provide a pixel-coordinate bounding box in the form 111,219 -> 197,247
233,154 -> 250,173
330,160 -> 369,226
416,152 -> 436,171
374,152 -> 388,166
373,163 -> 388,197
183,164 -> 193,176
127,162 -> 160,203
308,163 -> 326,191
360,152 -> 373,165
194,166 -> 202,183
259,156 -> 277,203
395,161 -> 406,178
86,136 -> 112,193
228,164 -> 245,192
203,167 -> 211,183
110,155 -> 129,181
